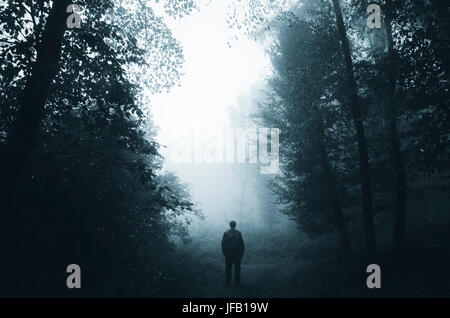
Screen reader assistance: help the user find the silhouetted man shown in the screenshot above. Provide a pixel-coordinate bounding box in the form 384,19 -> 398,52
221,220 -> 244,286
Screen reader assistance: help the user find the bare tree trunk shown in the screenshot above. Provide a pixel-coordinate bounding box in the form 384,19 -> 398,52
384,4 -> 407,251
0,0 -> 71,224
316,110 -> 352,254
331,0 -> 376,254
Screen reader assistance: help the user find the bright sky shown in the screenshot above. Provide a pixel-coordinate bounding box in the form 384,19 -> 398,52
150,0 -> 271,149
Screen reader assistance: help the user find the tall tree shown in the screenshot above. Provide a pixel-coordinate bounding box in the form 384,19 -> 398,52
315,108 -> 352,254
259,17 -> 353,254
382,0 -> 407,250
330,0 -> 375,254
0,0 -> 196,224
352,0 -> 449,249
0,0 -> 199,296
228,0 -> 376,254
0,0 -> 72,223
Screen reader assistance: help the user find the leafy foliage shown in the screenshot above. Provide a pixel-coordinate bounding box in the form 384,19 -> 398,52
0,0 -> 199,296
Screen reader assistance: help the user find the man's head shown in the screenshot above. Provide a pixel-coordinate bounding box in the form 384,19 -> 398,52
229,221 -> 236,229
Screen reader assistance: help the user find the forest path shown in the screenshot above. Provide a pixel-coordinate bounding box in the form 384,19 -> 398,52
176,256 -> 298,297
205,261 -> 295,298
171,228 -> 304,298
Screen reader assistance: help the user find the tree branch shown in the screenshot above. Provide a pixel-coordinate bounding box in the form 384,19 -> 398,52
22,1 -> 37,29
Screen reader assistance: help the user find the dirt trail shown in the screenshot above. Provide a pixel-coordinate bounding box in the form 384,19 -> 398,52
190,261 -> 297,298
173,232 -> 300,297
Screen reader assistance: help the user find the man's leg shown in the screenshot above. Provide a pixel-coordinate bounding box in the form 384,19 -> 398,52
234,257 -> 241,286
225,257 -> 232,285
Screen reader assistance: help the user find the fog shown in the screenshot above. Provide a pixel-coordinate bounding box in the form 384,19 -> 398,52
151,0 -> 293,237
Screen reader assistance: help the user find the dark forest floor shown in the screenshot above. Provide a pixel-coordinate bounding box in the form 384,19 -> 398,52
2,223 -> 448,297
164,223 -> 450,298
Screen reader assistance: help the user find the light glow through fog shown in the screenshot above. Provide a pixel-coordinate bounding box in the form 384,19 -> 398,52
150,1 -> 271,150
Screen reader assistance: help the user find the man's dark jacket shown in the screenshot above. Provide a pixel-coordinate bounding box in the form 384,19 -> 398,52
221,229 -> 245,258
